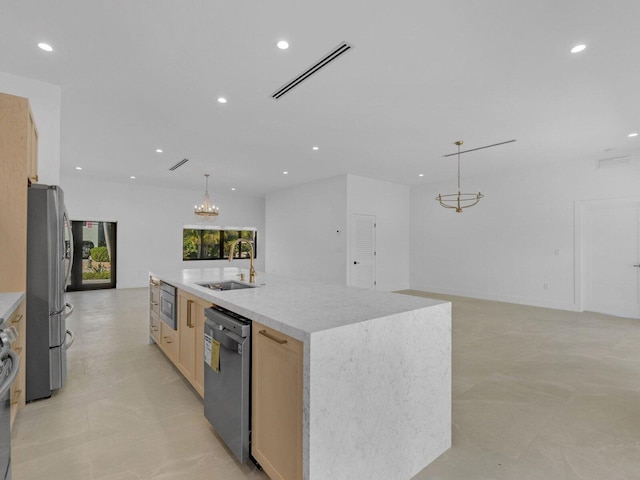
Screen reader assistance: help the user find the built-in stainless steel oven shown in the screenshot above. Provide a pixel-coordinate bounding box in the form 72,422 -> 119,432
159,282 -> 177,330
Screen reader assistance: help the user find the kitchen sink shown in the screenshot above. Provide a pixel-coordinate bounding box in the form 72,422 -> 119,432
196,280 -> 257,291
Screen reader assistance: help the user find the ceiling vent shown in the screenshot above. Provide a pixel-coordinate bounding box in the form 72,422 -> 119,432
271,41 -> 353,100
597,155 -> 630,168
169,158 -> 189,171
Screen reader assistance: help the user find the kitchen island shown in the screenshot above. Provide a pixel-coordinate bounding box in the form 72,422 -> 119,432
150,267 -> 451,480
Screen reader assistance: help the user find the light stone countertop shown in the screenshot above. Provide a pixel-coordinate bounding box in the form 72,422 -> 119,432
0,292 -> 24,325
150,267 -> 447,341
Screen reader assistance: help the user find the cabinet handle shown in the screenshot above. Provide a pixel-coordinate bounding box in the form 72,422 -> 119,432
11,314 -> 23,325
163,336 -> 173,344
150,301 -> 158,306
259,329 -> 287,345
150,281 -> 159,286
151,326 -> 158,332
187,299 -> 194,328
11,389 -> 22,406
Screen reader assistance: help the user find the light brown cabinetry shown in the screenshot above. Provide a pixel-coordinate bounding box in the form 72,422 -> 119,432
27,108 -> 38,183
0,92 -> 39,430
177,290 -> 208,397
160,322 -> 179,362
252,322 -> 303,480
8,301 -> 26,428
149,277 -> 161,343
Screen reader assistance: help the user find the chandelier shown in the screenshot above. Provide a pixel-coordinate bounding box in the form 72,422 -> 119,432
194,173 -> 219,219
435,141 -> 483,213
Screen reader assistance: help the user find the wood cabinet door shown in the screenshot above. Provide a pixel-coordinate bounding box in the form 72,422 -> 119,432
177,292 -> 196,381
26,108 -> 38,183
193,299 -> 207,397
252,322 -> 303,480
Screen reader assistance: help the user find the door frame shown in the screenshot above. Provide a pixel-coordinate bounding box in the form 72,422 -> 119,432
68,219 -> 118,291
348,211 -> 377,289
574,196 -> 640,313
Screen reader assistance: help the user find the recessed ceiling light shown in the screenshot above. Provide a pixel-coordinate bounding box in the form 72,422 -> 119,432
312,146 -> 319,151
283,171 -> 289,175
130,176 -> 136,179
277,40 -> 289,50
570,44 -> 586,53
75,166 -> 82,170
38,42 -> 53,52
418,173 -> 424,177
231,187 -> 236,191
629,132 -> 638,137
156,148 -> 163,153
217,97 -> 227,104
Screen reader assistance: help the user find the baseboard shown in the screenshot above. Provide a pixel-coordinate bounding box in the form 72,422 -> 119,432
408,284 -> 581,313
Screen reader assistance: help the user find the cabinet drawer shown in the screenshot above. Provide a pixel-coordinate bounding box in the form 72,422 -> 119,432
150,313 -> 161,343
150,277 -> 160,315
160,322 -> 179,361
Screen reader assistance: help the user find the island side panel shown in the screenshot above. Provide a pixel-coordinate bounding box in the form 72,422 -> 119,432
307,302 -> 451,480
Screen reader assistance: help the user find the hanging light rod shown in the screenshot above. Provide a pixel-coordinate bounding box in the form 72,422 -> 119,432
443,139 -> 516,157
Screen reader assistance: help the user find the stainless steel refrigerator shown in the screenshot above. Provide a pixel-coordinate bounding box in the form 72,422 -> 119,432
26,184 -> 73,402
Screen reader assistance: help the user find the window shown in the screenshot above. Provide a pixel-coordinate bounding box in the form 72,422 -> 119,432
183,227 -> 257,261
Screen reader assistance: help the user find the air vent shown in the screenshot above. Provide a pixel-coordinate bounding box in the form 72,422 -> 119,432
169,158 -> 189,171
597,155 -> 630,168
271,42 -> 353,100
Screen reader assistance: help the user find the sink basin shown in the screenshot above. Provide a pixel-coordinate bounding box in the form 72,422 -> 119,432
196,280 -> 257,291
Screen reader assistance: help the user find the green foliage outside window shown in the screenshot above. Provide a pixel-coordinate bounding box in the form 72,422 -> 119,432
183,228 -> 257,261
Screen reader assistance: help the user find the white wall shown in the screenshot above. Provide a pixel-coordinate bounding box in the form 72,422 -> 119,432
61,176 -> 265,288
265,176 -> 348,284
0,71 -> 61,185
410,157 -> 640,310
265,174 -> 411,290
347,175 -> 410,291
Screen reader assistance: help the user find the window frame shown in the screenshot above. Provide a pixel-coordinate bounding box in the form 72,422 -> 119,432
183,226 -> 258,261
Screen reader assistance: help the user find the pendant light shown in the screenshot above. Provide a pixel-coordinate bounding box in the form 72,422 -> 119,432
435,139 -> 516,213
435,141 -> 483,213
194,173 -> 219,219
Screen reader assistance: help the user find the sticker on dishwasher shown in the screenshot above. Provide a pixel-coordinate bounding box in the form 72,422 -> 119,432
204,333 -> 220,373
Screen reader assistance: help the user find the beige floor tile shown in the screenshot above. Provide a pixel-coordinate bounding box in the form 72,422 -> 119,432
11,288 -> 640,479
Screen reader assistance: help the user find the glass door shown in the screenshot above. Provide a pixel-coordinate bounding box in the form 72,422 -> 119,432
68,221 -> 117,291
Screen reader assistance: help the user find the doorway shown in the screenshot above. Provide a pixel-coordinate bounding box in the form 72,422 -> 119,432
68,221 -> 117,291
349,213 -> 376,289
578,199 -> 639,319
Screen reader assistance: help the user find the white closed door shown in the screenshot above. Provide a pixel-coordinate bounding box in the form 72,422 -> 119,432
350,214 -> 376,289
585,203 -> 639,319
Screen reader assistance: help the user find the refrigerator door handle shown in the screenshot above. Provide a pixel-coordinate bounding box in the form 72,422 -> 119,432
64,302 -> 74,319
64,207 -> 74,287
64,329 -> 75,350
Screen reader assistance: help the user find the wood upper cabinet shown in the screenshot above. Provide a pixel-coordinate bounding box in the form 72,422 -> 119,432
0,92 -> 36,430
252,322 -> 303,480
177,290 -> 209,398
27,107 -> 38,183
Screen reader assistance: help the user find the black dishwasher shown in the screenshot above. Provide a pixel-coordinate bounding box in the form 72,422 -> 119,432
203,306 -> 251,463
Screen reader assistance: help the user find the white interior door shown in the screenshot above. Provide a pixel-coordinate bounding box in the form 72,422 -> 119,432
350,214 -> 376,289
585,203 -> 639,319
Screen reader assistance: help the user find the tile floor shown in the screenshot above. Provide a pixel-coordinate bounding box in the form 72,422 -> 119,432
11,288 -> 640,479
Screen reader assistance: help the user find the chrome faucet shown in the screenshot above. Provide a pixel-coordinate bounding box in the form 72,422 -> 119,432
228,238 -> 256,283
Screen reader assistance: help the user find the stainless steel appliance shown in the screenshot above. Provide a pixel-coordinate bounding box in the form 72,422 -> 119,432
26,184 -> 74,402
159,282 -> 177,329
204,306 -> 251,463
0,322 -> 20,480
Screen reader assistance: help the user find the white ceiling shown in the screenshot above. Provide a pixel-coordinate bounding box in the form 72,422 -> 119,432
1,0 -> 639,196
